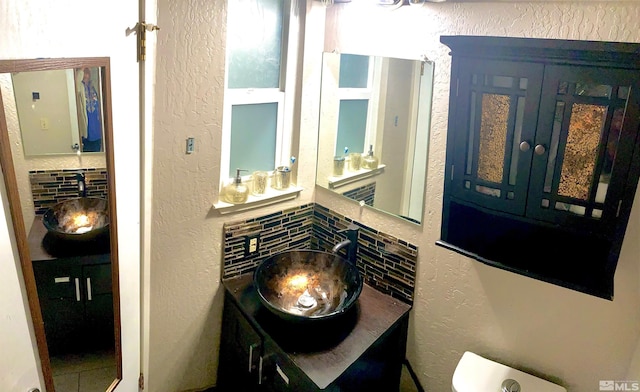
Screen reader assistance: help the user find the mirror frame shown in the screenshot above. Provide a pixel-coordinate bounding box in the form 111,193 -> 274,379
0,57 -> 122,392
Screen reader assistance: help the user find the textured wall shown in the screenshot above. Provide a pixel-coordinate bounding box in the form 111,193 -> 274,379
321,2 -> 640,392
149,1 -> 317,391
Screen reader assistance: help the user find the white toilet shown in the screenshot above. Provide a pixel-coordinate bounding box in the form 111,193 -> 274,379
452,351 -> 566,392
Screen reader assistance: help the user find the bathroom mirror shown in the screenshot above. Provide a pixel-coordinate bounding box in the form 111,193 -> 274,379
0,58 -> 121,392
11,66 -> 105,155
316,52 -> 434,224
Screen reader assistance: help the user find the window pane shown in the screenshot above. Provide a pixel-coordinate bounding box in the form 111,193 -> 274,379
544,102 -> 565,193
557,81 -> 568,95
508,97 -> 525,185
230,103 -> 278,177
339,54 -> 370,88
596,107 -> 625,203
558,103 -> 605,200
490,76 -> 513,88
227,0 -> 284,89
477,94 -> 509,184
335,100 -> 368,156
575,83 -> 611,98
475,185 -> 501,198
519,78 -> 528,90
466,91 -> 476,175
618,86 -> 630,99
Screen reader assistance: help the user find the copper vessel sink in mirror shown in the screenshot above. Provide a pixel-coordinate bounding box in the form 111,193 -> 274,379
254,250 -> 363,322
42,197 -> 109,241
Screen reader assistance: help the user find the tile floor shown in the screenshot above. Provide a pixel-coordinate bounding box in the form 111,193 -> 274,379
50,349 -> 117,392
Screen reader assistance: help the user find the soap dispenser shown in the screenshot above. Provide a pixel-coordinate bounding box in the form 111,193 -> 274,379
361,145 -> 379,170
221,168 -> 249,204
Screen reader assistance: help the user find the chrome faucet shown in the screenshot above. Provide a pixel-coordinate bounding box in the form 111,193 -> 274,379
76,172 -> 87,197
332,223 -> 359,265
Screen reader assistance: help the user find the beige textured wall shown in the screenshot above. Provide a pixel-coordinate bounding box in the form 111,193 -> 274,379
322,2 -> 640,392
149,1 -> 319,391
150,1 -> 640,391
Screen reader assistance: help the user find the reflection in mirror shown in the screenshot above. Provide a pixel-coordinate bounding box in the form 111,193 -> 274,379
11,66 -> 104,155
0,58 -> 121,392
316,52 -> 434,224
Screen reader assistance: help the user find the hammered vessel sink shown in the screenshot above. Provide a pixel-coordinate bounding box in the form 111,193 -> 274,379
43,197 -> 109,241
254,250 -> 363,322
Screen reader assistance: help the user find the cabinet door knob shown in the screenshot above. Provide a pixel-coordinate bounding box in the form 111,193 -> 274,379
534,144 -> 546,155
519,141 -> 531,152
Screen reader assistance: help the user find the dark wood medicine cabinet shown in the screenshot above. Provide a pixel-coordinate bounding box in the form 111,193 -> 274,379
437,35 -> 640,300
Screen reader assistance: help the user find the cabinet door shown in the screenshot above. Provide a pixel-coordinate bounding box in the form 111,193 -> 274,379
83,263 -> 114,350
526,65 -> 640,233
450,58 -> 544,215
32,260 -> 85,355
218,296 -> 263,391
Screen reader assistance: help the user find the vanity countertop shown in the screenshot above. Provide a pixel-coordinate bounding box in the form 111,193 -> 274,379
28,216 -> 110,261
223,273 -> 411,389
28,216 -> 56,261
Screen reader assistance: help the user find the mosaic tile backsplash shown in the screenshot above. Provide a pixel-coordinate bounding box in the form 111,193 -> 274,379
223,204 -> 315,279
342,182 -> 376,207
29,168 -> 109,215
222,203 -> 418,304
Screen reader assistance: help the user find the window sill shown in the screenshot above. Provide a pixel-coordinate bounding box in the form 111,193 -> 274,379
328,164 -> 386,190
213,186 -> 303,215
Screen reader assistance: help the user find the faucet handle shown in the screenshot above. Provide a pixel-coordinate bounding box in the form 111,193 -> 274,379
337,223 -> 359,234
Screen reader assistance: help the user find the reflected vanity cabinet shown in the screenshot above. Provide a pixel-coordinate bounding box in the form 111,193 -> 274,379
32,255 -> 114,355
438,36 -> 640,299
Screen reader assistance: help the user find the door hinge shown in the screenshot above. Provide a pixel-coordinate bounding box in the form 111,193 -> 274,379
127,22 -> 160,62
138,373 -> 144,390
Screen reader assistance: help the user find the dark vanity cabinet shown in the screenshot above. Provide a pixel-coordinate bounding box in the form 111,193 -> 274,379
217,274 -> 410,392
28,217 -> 114,355
32,255 -> 113,355
438,36 -> 640,299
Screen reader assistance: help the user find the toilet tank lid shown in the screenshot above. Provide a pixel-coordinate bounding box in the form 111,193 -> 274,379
452,352 -> 566,392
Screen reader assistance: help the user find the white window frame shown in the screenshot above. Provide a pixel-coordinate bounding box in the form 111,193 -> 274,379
335,56 -> 382,154
220,0 -> 299,187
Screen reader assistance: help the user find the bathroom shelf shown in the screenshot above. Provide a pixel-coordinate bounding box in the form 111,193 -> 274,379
213,186 -> 304,215
328,164 -> 386,190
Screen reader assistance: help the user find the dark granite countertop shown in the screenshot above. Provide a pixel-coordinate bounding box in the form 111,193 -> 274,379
223,273 -> 411,389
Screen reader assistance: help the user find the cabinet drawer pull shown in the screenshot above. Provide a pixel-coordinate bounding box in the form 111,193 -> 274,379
258,356 -> 264,385
276,363 -> 289,385
519,141 -> 531,152
248,343 -> 257,373
54,276 -> 70,283
534,144 -> 546,155
87,278 -> 92,301
75,278 -> 81,302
